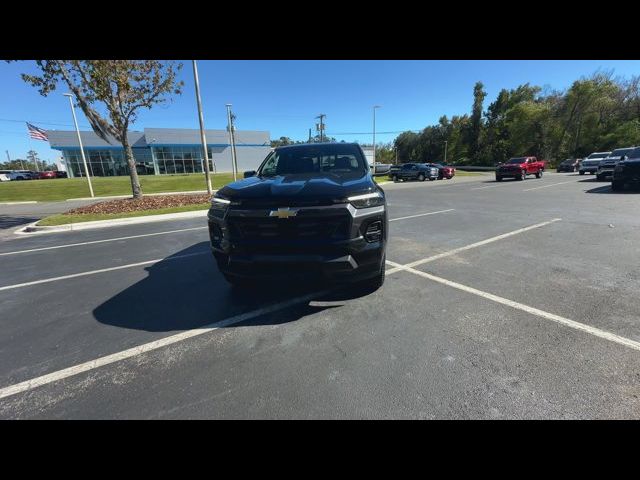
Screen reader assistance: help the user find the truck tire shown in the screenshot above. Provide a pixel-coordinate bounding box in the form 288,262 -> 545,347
612,180 -> 624,192
535,169 -> 543,179
517,170 -> 526,181
392,175 -> 398,182
418,174 -> 425,182
579,171 -> 585,175
496,176 -> 502,182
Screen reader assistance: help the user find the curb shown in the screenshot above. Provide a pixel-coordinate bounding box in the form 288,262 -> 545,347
16,209 -> 209,235
66,190 -> 214,201
0,201 -> 38,205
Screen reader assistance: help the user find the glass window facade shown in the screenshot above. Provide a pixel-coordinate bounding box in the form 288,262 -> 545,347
62,148 -> 154,178
61,146 -> 215,177
153,146 -> 213,175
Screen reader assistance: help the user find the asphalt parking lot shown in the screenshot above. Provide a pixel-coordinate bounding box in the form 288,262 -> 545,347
1,172 -> 639,419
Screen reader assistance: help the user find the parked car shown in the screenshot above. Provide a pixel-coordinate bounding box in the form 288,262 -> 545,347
55,171 -> 68,178
370,163 -> 391,176
11,170 -> 34,180
495,156 -> 545,181
612,146 -> 640,191
38,171 -> 57,179
391,163 -> 439,182
579,152 -> 611,175
596,147 -> 637,181
208,142 -> 388,290
431,163 -> 456,179
557,158 -> 582,172
0,170 -> 11,182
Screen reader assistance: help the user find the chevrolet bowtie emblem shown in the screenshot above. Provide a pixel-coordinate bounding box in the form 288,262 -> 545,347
270,207 -> 298,219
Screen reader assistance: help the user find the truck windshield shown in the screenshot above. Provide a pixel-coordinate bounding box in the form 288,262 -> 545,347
507,158 -> 527,164
587,153 -> 609,159
610,149 -> 635,157
258,144 -> 368,177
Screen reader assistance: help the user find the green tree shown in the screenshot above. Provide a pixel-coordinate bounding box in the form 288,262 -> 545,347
18,60 -> 183,198
468,81 -> 486,162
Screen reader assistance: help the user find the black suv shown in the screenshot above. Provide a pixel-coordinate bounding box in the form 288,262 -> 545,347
612,146 -> 640,191
208,143 -> 388,289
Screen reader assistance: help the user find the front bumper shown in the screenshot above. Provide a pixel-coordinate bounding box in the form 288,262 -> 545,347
580,166 -> 598,173
208,202 -> 387,282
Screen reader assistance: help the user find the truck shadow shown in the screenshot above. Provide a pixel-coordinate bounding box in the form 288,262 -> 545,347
93,242 -> 374,332
584,185 -> 640,194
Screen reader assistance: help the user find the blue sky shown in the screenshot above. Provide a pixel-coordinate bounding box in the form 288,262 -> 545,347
1,60 -> 639,163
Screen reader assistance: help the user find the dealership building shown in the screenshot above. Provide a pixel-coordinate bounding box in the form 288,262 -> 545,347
46,128 -> 271,178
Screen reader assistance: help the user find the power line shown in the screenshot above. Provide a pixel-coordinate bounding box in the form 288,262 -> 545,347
0,118 -> 92,129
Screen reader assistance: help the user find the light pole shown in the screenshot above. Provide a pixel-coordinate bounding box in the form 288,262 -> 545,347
372,105 -> 381,174
316,114 -> 326,142
225,104 -> 238,181
192,60 -> 213,194
63,93 -> 94,197
444,140 -> 448,164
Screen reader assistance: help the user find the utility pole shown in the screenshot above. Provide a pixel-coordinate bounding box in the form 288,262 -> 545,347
444,140 -> 448,164
308,128 -> 312,143
372,105 -> 381,174
225,104 -> 238,181
63,93 -> 94,197
316,114 -> 326,143
395,146 -> 398,165
192,60 -> 213,194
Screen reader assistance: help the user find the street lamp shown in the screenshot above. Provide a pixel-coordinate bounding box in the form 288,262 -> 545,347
444,140 -> 448,164
225,104 -> 238,181
192,60 -> 213,194
63,93 -> 94,197
372,105 -> 381,174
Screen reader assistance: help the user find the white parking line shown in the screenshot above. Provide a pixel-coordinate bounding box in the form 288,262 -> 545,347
389,209 -> 455,222
0,226 -> 208,257
403,218 -> 561,270
471,184 -> 504,190
386,260 -> 640,353
0,251 -> 209,292
0,289 -> 329,400
523,181 -> 575,192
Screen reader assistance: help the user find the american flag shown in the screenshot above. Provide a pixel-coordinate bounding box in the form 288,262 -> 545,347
26,122 -> 48,141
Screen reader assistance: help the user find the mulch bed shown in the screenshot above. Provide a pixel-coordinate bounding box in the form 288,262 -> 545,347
65,194 -> 212,215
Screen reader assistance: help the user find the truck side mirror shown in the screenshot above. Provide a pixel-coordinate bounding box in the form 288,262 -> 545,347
244,170 -> 256,178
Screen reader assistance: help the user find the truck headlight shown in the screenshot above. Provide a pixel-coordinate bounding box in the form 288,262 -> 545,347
347,191 -> 384,209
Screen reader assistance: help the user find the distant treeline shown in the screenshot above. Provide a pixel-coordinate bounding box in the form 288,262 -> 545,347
394,72 -> 640,167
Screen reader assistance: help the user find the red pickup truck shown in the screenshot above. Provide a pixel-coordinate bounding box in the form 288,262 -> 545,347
495,156 -> 546,181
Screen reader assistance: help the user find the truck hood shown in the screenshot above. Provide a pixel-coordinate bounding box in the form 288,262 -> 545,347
217,172 -> 376,203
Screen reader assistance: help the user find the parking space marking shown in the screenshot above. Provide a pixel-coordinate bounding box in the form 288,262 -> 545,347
0,251 -> 209,292
389,209 -> 455,222
0,289 -> 329,401
386,260 -> 640,353
0,227 -> 208,257
523,181 -> 575,192
471,184 -> 504,190
402,218 -> 561,270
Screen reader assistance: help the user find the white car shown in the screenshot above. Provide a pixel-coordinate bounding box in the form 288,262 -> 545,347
0,170 -> 12,182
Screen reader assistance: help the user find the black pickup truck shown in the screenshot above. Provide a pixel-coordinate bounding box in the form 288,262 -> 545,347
389,163 -> 438,182
208,143 -> 388,289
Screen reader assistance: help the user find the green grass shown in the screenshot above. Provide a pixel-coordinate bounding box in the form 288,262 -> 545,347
37,203 -> 210,226
0,173 -> 235,202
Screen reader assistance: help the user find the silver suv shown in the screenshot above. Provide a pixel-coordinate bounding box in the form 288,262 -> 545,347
579,152 -> 611,175
596,147 -> 637,181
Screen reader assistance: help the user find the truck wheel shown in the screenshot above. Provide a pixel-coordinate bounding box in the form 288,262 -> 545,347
392,175 -> 398,182
612,180 -> 624,192
517,170 -> 526,181
579,171 -> 585,175
496,176 -> 502,182
418,174 -> 425,182
535,169 -> 543,179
